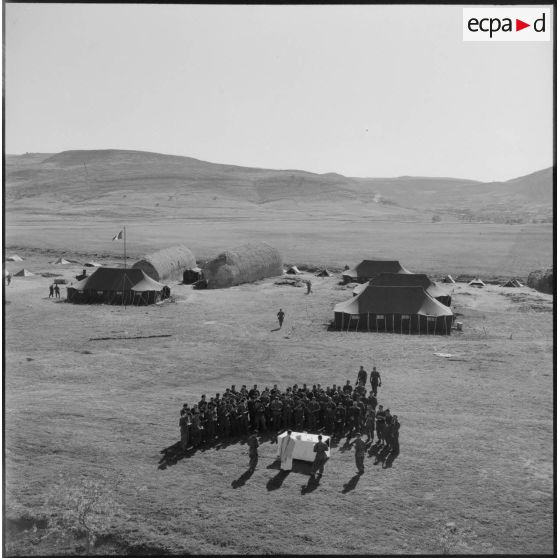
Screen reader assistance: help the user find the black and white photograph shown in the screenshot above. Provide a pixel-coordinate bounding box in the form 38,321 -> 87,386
3,3 -> 554,555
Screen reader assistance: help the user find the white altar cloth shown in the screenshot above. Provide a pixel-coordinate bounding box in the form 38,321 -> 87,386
276,431 -> 331,462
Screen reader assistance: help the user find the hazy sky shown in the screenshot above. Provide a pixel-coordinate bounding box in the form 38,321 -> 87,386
5,4 -> 554,181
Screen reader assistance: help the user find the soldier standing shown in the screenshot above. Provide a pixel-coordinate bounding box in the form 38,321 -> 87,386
247,431 -> 259,473
364,408 -> 375,444
311,435 -> 329,478
334,404 -> 346,438
354,432 -> 366,474
293,400 -> 305,431
179,409 -> 189,451
270,396 -> 283,430
375,405 -> 386,445
49,284 -> 54,298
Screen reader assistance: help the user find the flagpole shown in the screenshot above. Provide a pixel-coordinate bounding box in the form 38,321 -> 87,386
124,226 -> 127,269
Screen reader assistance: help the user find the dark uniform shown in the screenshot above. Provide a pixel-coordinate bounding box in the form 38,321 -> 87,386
282,397 -> 293,429
375,407 -> 386,444
370,367 -> 381,397
311,438 -> 329,476
354,436 -> 366,474
364,410 -> 375,443
324,404 -> 335,434
277,309 -> 285,328
294,401 -> 305,431
356,366 -> 367,387
307,398 -> 320,430
334,405 -> 346,437
247,433 -> 259,472
270,397 -> 283,430
391,417 -> 400,455
254,399 -> 267,431
179,411 -> 189,451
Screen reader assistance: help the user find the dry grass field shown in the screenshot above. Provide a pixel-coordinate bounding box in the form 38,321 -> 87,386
3,251 -> 553,555
3,150 -> 554,554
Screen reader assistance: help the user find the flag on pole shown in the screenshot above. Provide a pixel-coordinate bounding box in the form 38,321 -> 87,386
112,230 -> 124,241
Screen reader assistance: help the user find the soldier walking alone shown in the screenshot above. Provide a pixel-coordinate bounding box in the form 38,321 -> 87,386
370,366 -> 382,396
277,308 -> 285,329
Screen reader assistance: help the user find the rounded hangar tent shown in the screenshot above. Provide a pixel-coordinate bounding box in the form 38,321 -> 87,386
66,267 -> 169,305
204,242 -> 282,289
132,245 -> 197,283
334,285 -> 453,335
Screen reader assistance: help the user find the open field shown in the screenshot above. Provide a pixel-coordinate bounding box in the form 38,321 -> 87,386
3,252 -> 553,555
5,218 -> 553,281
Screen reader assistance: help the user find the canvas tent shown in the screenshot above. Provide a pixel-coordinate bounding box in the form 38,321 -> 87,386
442,275 -> 455,284
6,255 -> 24,262
342,260 -> 411,284
286,266 -> 302,275
502,279 -> 523,287
84,261 -> 102,267
468,278 -> 485,288
316,269 -> 333,277
133,245 -> 197,282
52,257 -> 71,265
66,267 -> 169,305
353,273 -> 451,306
13,269 -> 35,277
204,242 -> 282,289
334,285 -> 453,334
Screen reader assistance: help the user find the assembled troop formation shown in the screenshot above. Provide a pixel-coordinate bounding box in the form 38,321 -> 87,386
178,365 -> 401,466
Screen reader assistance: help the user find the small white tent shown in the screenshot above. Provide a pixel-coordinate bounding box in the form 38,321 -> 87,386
286,266 -> 302,275
468,278 -> 485,288
52,257 -> 71,265
14,269 -> 35,277
6,255 -> 24,262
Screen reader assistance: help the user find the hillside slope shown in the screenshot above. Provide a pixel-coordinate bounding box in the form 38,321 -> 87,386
5,150 -> 552,223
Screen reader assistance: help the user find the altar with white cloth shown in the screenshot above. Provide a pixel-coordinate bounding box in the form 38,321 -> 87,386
276,431 -> 331,462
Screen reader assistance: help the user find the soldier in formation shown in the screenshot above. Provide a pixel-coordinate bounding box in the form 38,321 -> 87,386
176,369 -> 400,461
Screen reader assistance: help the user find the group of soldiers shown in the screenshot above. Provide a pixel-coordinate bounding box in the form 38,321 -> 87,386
178,365 -> 401,462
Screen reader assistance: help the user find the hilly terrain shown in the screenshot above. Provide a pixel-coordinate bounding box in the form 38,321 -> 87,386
6,149 -> 552,222
4,149 -> 553,278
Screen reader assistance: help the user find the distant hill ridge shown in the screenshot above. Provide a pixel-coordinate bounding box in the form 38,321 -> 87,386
6,149 -> 553,223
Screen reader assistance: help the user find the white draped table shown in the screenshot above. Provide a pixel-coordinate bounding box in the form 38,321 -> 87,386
276,431 -> 331,462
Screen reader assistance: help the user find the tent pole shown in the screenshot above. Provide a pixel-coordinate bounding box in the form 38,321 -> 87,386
367,313 -> 370,332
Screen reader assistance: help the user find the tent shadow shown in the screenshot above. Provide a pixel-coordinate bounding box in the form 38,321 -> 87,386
266,470 -> 290,491
231,469 -> 253,489
341,473 -> 362,494
270,327 -> 281,332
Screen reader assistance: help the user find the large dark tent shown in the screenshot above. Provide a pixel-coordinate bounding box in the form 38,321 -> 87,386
334,285 -> 453,334
353,273 -> 452,306
342,260 -> 411,284
66,267 -> 169,305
